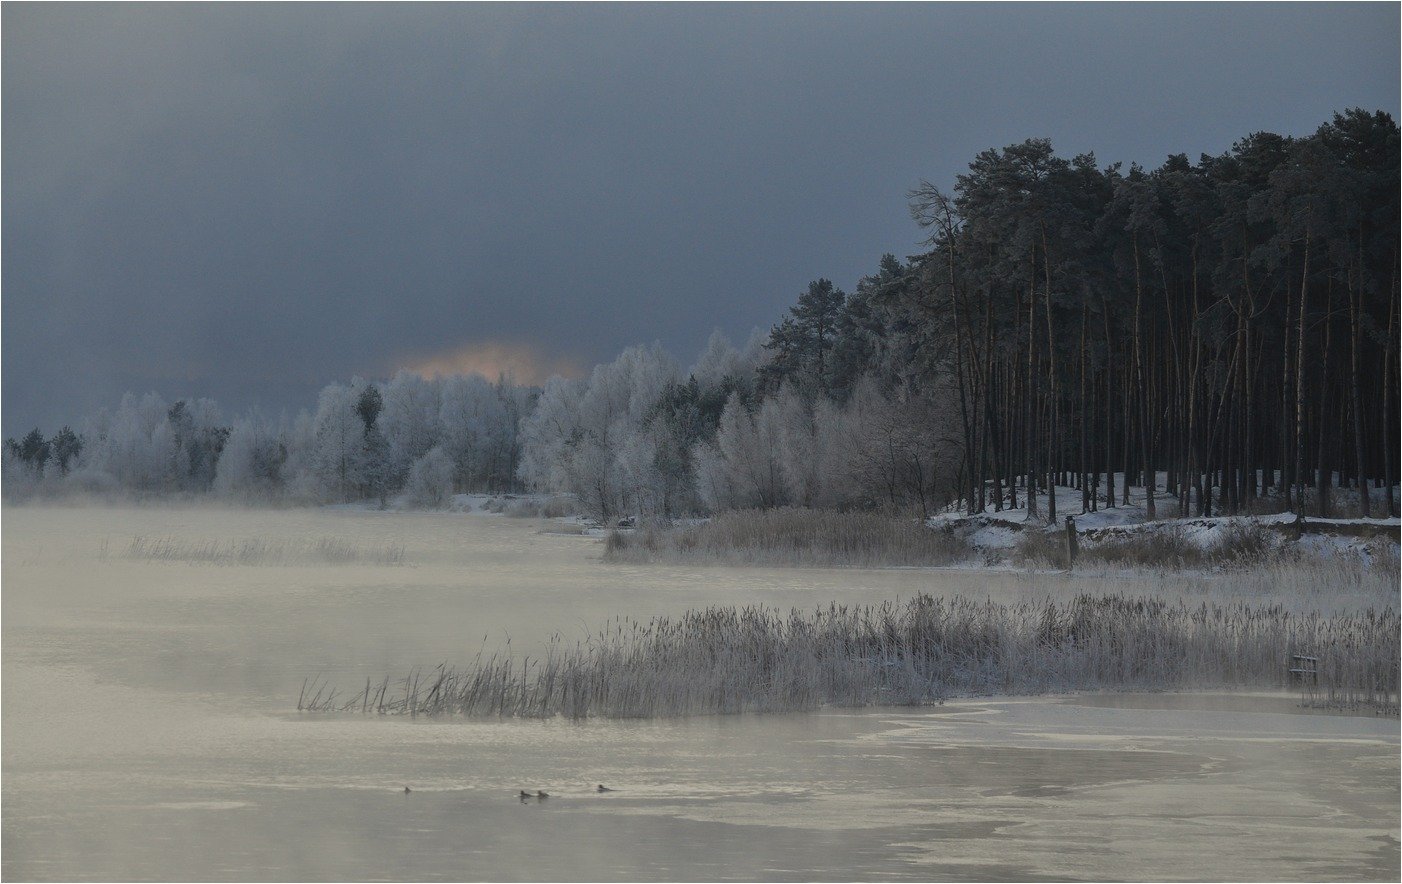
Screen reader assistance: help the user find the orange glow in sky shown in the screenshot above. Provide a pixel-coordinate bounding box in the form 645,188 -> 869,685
394,341 -> 582,386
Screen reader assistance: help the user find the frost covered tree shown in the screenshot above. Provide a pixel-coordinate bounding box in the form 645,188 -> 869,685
690,329 -> 748,389
165,399 -> 229,491
684,369 -> 957,515
62,393 -> 231,494
517,376 -> 584,495
214,413 -> 287,500
774,385 -> 824,507
482,378 -> 531,492
16,367 -> 537,502
517,344 -> 678,520
439,373 -> 496,490
78,392 -> 176,490
693,391 -> 787,510
404,446 -> 455,507
363,425 -> 393,507
379,372 -> 440,483
310,383 -> 370,502
279,409 -> 321,502
846,381 -> 955,517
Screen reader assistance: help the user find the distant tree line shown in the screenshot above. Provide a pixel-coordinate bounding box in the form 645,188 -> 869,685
4,373 -> 533,504
521,256 -> 970,521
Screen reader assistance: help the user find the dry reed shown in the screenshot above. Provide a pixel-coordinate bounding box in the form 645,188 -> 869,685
484,496 -> 580,518
124,535 -> 406,566
303,593 -> 1399,719
603,508 -> 971,567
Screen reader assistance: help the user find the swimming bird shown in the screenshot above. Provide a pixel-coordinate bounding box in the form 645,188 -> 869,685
596,784 -> 615,792
536,791 -> 550,799
403,786 -> 412,794
518,790 -> 533,799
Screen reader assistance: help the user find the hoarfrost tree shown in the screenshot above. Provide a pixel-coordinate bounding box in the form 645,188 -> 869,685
517,344 -> 677,520
690,329 -> 747,389
214,413 -> 286,500
404,446 -> 455,508
696,391 -> 788,510
517,376 -> 584,496
774,384 -> 823,507
311,382 -> 370,502
165,399 -> 229,492
484,378 -> 531,492
379,371 -> 440,483
439,373 -> 498,490
279,409 -> 321,502
83,392 -> 177,491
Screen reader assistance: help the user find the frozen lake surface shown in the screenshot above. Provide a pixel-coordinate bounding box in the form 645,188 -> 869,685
4,505 -> 1398,881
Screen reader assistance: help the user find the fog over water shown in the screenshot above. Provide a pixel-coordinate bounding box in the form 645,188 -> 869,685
3,506 -> 1396,881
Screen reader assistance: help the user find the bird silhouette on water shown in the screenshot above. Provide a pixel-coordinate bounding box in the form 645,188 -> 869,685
518,787 -> 612,801
403,786 -> 412,794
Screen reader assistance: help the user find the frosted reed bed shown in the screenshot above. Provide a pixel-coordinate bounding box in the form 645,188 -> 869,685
302,593 -> 1399,719
121,535 -> 406,566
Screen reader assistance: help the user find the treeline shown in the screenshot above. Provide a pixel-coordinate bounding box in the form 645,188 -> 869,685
747,108 -> 1400,522
891,107 -> 1400,521
519,109 -> 1401,523
6,321 -> 963,517
515,330 -> 959,521
3,373 -> 533,504
9,110 -> 1396,523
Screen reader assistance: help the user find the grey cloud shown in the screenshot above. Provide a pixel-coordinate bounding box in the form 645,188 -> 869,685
4,3 -> 1398,434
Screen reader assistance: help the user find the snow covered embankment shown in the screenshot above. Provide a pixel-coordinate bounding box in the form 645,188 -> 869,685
930,482 -> 1399,569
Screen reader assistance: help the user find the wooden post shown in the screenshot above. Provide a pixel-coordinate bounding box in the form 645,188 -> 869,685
1289,654 -> 1319,707
1064,516 -> 1078,570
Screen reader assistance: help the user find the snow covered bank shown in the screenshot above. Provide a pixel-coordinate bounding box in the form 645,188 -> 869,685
931,482 -> 1399,571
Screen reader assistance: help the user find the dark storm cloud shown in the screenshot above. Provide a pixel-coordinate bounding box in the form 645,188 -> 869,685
4,3 -> 1398,433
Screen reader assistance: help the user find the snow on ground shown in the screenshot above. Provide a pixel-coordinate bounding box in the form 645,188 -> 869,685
930,474 -> 1400,567
448,493 -> 494,513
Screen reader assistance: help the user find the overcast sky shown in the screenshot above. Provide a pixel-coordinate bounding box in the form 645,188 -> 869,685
4,3 -> 1398,435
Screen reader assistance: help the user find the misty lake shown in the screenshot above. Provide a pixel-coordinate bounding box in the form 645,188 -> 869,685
3,505 -> 1398,881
